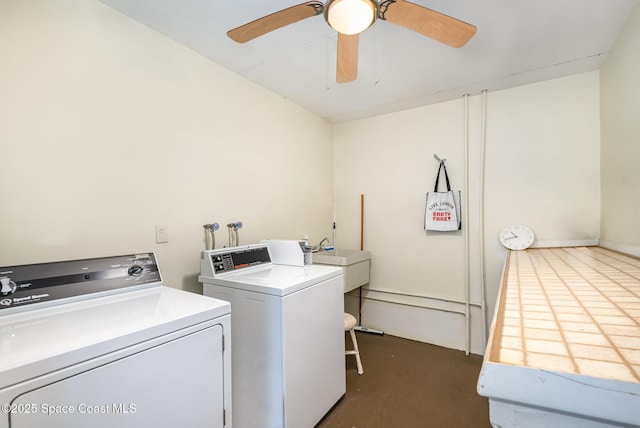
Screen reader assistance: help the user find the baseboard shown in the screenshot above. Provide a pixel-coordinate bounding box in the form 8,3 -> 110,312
531,239 -> 599,248
344,293 -> 487,355
598,240 -> 640,257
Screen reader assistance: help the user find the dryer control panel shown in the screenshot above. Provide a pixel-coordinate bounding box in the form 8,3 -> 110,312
0,253 -> 160,313
202,244 -> 271,277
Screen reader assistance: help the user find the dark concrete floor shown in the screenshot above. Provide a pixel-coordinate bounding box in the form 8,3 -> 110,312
318,332 -> 491,428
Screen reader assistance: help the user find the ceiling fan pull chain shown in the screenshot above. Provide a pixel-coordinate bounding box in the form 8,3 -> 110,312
378,0 -> 397,20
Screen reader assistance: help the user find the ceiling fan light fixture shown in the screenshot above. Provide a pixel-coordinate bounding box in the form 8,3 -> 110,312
324,0 -> 377,35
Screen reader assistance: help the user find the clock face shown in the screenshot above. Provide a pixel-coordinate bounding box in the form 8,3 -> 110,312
499,224 -> 535,250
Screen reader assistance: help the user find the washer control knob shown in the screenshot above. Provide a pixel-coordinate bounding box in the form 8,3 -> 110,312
0,277 -> 17,296
127,265 -> 144,277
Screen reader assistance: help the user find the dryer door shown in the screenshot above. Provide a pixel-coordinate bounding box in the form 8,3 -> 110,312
9,325 -> 224,428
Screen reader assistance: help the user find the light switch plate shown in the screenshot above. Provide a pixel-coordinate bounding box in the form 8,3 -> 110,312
155,224 -> 168,244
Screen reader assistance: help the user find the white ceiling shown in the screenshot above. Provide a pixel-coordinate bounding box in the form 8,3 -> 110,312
98,0 -> 638,123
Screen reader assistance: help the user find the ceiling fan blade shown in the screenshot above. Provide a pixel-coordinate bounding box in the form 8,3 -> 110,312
336,33 -> 359,83
228,2 -> 324,43
380,0 -> 477,48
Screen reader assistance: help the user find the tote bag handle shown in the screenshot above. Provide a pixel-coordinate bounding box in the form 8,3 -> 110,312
433,161 -> 452,192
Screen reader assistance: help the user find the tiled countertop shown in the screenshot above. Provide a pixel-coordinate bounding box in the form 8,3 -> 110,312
478,246 -> 640,427
491,246 -> 640,382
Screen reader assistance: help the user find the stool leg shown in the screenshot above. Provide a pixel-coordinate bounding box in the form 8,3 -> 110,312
349,328 -> 364,375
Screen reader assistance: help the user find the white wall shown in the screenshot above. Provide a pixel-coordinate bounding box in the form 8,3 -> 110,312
1,0 -> 626,357
334,72 -> 601,354
482,72 -> 601,323
600,4 -> 640,256
0,0 -> 334,293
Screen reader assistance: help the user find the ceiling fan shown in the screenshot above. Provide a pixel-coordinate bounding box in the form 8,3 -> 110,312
227,0 -> 477,83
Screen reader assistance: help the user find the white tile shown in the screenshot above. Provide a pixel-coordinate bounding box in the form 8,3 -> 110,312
503,317 -> 521,327
550,305 -> 585,314
574,359 -> 636,382
502,326 -> 521,337
599,324 -> 640,337
524,303 -> 551,311
569,343 -> 622,362
504,310 -> 520,319
523,319 -> 557,330
551,299 -> 581,307
592,315 -> 636,326
499,348 -> 524,365
526,339 -> 568,356
525,328 -> 563,341
560,321 -> 600,333
501,336 -> 522,350
523,311 -> 555,321
556,313 -> 591,323
610,335 -> 640,349
624,309 -> 640,317
588,307 -> 624,316
526,352 -> 575,373
618,348 -> 640,365
563,332 -> 610,346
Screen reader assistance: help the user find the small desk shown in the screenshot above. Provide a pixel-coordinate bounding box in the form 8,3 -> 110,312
478,246 -> 640,427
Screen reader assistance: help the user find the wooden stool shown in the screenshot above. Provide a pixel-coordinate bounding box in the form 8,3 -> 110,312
344,312 -> 363,375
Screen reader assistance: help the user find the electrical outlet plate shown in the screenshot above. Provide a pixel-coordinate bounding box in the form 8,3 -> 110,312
155,224 -> 168,244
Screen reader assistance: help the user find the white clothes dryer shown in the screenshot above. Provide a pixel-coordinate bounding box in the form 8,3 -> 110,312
199,244 -> 345,428
0,253 -> 231,428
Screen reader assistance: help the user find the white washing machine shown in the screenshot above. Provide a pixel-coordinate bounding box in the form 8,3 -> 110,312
0,253 -> 231,428
199,243 -> 345,428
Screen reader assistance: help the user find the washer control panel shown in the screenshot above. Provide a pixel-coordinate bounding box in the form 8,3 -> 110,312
0,253 -> 160,313
203,244 -> 271,277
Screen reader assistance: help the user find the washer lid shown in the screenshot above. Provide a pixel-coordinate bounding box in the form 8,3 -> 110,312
199,264 -> 343,296
0,286 -> 230,389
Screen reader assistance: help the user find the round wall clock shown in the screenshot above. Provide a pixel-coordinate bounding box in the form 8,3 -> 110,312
499,224 -> 535,250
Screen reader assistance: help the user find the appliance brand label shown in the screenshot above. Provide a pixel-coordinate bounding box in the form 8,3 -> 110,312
1,293 -> 50,306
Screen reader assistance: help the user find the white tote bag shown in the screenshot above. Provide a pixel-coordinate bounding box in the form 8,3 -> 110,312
424,161 -> 461,232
